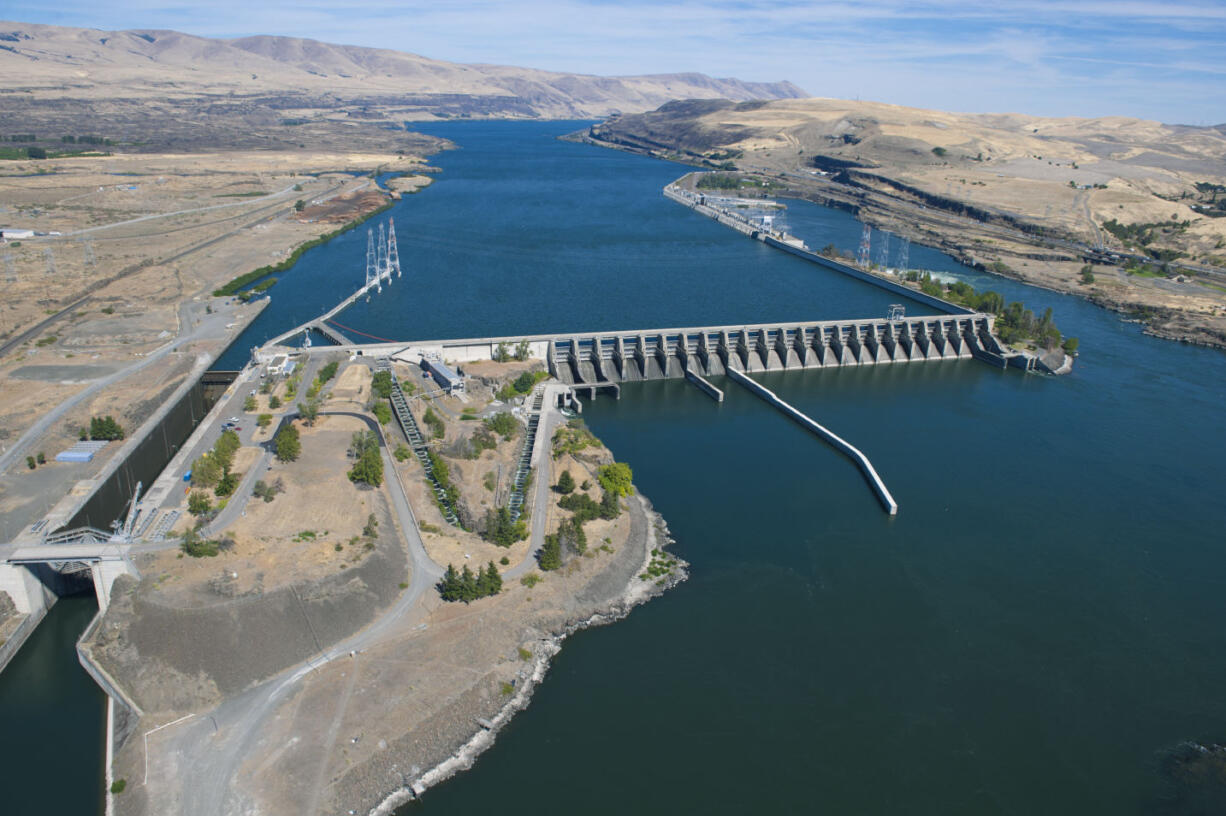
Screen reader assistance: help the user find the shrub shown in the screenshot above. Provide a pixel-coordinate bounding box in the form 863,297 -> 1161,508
485,412 -> 517,440
394,444 -> 411,462
521,573 -> 542,587
423,406 -> 445,439
26,456 -> 36,470
110,779 -> 126,795
518,646 -> 532,660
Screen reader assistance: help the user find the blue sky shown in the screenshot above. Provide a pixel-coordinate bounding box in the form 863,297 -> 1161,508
9,1 -> 1226,124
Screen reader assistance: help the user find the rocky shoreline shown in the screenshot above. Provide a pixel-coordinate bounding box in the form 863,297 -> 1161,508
370,496 -> 687,815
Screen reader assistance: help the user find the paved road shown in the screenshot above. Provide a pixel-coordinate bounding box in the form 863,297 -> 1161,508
61,183 -> 301,237
151,408 -> 445,816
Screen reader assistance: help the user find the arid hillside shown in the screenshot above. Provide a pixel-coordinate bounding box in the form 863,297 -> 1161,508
0,21 -> 805,135
586,97 -> 1226,347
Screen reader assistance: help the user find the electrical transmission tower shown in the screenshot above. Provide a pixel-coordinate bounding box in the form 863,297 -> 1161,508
856,224 -> 872,269
875,231 -> 890,270
898,236 -> 911,278
365,228 -> 380,293
386,217 -> 401,279
376,223 -> 388,285
3,253 -> 15,283
44,247 -> 56,277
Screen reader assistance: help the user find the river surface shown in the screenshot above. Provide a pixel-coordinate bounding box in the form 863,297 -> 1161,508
23,120 -> 1226,814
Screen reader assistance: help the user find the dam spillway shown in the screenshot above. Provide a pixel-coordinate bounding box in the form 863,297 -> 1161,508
545,313 -> 1004,387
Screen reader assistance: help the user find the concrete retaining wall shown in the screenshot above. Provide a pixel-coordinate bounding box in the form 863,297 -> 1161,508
727,369 -> 898,515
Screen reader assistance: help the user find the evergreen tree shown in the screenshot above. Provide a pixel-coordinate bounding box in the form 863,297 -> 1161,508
439,564 -> 463,601
460,565 -> 478,602
599,488 -> 621,520
538,534 -> 562,571
555,470 -> 575,494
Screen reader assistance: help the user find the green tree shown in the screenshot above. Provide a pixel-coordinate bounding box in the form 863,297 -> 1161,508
268,395 -> 282,410
512,371 -> 536,394
485,412 -> 517,439
36,451 -> 45,465
243,394 -> 257,412
187,490 -> 212,516
513,339 -> 531,361
477,562 -> 503,596
558,517 -> 587,555
26,455 -> 36,470
597,462 -> 634,497
555,470 -> 575,494
1062,337 -> 1080,354
191,454 -> 223,489
370,370 -> 394,398
439,564 -> 464,601
215,469 -> 240,497
484,506 -> 527,547
317,360 -> 339,383
275,424 -> 301,462
257,413 -> 273,428
599,489 -> 621,520
558,492 -> 600,523
493,341 -> 511,363
298,399 -> 320,426
372,401 -> 392,425
89,415 -> 125,440
294,199 -> 305,211
349,444 -> 384,487
538,534 -> 561,570
460,564 -> 478,602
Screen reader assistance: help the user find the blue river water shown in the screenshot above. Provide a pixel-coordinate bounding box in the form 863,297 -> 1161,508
31,119 -> 1226,814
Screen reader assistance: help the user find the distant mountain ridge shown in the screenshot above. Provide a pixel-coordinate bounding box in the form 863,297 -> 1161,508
0,21 -> 806,118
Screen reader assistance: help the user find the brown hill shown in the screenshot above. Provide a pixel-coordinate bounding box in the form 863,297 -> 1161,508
0,21 -> 805,118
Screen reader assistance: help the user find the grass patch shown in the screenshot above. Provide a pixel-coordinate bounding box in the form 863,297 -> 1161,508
520,573 -> 541,588
517,646 -> 532,661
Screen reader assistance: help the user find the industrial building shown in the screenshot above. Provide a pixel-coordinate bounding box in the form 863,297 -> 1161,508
421,357 -> 465,395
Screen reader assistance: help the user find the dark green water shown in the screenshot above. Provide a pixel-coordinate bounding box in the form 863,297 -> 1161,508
20,120 -> 1226,815
0,594 -> 105,814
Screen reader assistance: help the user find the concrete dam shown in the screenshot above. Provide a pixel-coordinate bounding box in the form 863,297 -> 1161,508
545,313 -> 1004,388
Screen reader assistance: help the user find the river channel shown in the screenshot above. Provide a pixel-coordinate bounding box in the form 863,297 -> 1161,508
12,119 -> 1226,815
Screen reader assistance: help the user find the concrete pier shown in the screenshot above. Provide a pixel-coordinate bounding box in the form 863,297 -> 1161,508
726,368 -> 898,515
685,369 -> 725,402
